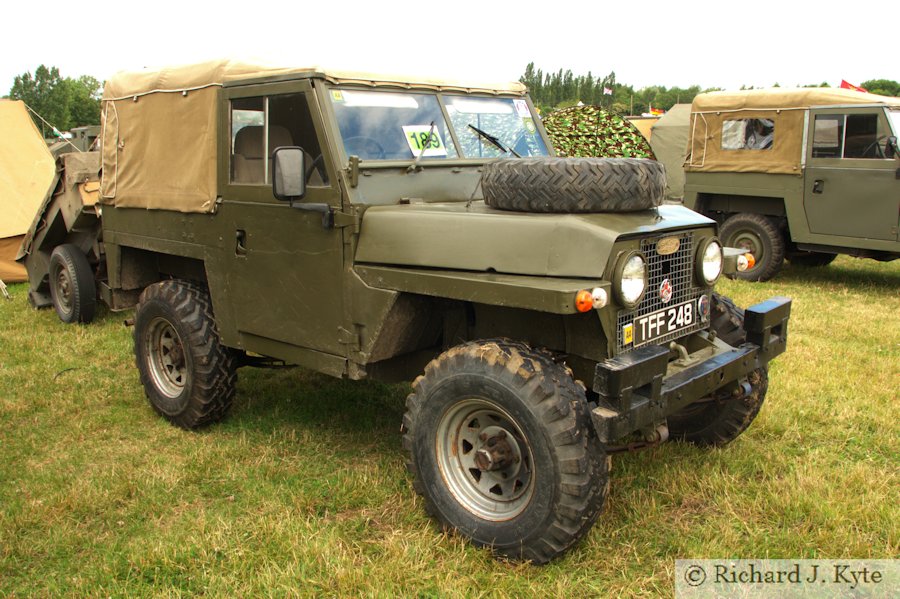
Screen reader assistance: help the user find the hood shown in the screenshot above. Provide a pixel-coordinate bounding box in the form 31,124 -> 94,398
355,202 -> 713,278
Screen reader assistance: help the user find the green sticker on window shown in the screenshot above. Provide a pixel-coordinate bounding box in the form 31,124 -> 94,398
523,118 -> 536,134
402,125 -> 447,157
331,90 -> 344,102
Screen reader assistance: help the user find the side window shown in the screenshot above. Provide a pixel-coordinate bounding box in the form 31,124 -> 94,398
722,118 -> 774,150
844,114 -> 882,159
812,115 -> 843,158
813,114 -> 890,159
230,93 -> 329,186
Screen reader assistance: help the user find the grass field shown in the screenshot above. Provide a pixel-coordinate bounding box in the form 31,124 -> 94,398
1,256 -> 898,596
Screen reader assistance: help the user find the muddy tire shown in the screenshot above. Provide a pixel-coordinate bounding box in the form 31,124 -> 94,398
719,213 -> 785,282
48,244 -> 96,324
668,294 -> 768,446
786,251 -> 837,268
482,157 -> 665,213
134,280 -> 238,429
402,339 -> 608,563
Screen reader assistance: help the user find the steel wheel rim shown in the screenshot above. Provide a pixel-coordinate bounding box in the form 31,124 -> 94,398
436,398 -> 535,521
731,230 -> 765,268
53,263 -> 73,314
145,317 -> 187,399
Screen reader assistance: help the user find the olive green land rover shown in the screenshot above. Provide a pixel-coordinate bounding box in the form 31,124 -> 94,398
20,61 -> 791,563
683,88 -> 900,281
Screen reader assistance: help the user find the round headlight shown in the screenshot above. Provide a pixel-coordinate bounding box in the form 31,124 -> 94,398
615,252 -> 647,309
697,238 -> 723,285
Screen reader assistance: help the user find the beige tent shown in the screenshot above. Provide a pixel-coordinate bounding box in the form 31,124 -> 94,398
0,100 -> 57,283
649,104 -> 691,200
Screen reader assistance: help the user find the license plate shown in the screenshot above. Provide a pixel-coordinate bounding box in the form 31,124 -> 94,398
630,299 -> 696,346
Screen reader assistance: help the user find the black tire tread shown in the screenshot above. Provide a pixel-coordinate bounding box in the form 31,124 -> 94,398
134,280 -> 237,429
402,338 -> 608,563
668,294 -> 768,446
482,157 -> 665,213
49,243 -> 96,324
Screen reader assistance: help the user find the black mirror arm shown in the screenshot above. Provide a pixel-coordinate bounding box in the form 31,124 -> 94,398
290,201 -> 334,229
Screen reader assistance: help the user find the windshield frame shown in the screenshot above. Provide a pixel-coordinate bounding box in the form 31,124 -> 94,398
320,84 -> 554,167
889,108 -> 900,138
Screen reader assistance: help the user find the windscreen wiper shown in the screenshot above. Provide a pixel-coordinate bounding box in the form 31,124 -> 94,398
468,124 -> 521,158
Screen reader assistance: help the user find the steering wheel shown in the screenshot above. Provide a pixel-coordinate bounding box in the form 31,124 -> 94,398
306,153 -> 325,183
344,136 -> 386,159
861,136 -> 887,159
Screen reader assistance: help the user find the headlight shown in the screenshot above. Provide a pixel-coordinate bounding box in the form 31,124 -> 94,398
697,238 -> 723,285
614,251 -> 647,309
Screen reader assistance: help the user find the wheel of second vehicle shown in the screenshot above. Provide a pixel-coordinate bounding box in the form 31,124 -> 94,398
48,244 -> 96,324
786,251 -> 837,267
133,280 -> 238,429
668,294 -> 769,446
482,157 -> 666,213
403,339 -> 609,564
719,213 -> 786,282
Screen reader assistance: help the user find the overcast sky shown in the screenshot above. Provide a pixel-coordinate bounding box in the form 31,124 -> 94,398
1,0 -> 895,100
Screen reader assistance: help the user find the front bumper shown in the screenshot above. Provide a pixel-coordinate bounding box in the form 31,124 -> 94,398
590,296 -> 791,443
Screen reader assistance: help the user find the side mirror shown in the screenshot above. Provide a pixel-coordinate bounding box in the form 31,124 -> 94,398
886,136 -> 898,159
272,146 -> 306,201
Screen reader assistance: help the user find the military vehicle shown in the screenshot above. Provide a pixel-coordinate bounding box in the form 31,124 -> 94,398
19,61 -> 791,563
683,88 -> 900,281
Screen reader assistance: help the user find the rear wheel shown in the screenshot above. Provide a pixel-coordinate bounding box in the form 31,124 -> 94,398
719,213 -> 785,282
134,280 -> 237,429
48,244 -> 96,324
668,294 -> 768,446
403,339 -> 608,563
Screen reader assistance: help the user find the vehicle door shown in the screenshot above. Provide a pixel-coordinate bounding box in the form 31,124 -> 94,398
804,107 -> 898,241
219,81 -> 347,360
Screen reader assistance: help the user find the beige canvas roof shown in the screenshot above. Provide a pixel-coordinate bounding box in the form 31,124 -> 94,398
692,87 -> 900,112
102,59 -> 527,100
686,88 -> 899,175
100,60 -> 526,214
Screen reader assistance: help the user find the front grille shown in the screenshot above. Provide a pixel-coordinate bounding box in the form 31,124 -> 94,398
615,232 -> 706,353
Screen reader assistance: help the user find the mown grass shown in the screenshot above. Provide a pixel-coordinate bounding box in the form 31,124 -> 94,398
1,256 -> 898,596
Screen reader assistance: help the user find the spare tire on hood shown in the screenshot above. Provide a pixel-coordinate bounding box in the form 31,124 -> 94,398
482,157 -> 666,213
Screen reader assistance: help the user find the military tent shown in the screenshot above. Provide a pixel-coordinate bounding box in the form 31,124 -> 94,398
649,103 -> 691,201
0,100 -> 56,283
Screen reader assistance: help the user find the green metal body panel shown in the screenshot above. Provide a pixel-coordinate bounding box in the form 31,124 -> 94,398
685,105 -> 900,254
92,71 -> 731,385
356,203 -> 712,278
356,265 -> 609,314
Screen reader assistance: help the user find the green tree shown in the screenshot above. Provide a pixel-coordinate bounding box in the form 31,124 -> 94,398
860,79 -> 899,97
8,65 -> 101,136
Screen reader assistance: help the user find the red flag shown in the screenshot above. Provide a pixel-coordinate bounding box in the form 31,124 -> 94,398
840,80 -> 868,93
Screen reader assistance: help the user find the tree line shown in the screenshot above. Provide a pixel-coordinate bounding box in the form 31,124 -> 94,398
4,65 -> 101,138
4,64 -> 899,134
521,62 -> 900,115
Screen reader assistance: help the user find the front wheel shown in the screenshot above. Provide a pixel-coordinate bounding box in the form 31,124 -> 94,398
668,294 -> 768,446
403,339 -> 608,563
133,280 -> 237,429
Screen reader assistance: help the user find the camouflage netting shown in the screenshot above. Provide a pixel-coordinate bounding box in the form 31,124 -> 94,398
544,106 -> 655,159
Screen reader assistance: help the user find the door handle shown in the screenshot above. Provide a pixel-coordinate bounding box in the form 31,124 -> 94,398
812,179 -> 825,194
235,229 -> 248,256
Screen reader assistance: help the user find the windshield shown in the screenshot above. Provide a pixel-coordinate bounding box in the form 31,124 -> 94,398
891,109 -> 900,137
329,89 -> 549,161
